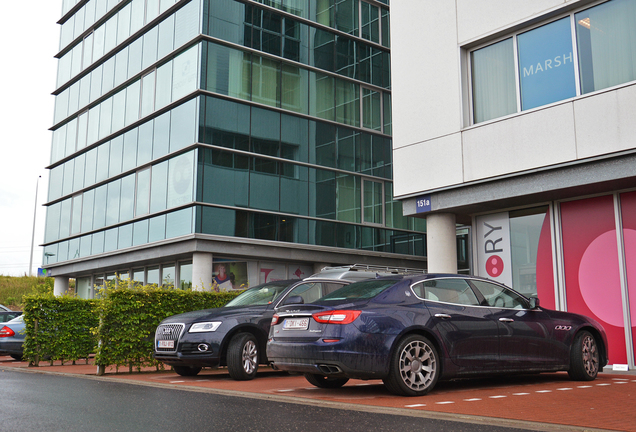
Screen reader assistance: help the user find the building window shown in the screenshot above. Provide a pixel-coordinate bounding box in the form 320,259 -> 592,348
576,0 -> 636,93
471,38 -> 516,124
470,0 -> 636,124
517,17 -> 576,110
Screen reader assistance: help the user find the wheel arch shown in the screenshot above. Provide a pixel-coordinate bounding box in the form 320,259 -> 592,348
219,324 -> 269,366
574,326 -> 608,368
389,327 -> 446,375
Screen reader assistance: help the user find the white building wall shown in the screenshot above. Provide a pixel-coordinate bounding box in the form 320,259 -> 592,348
392,0 -> 636,199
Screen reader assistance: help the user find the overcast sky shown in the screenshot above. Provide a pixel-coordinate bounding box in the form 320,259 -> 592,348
0,2 -> 61,276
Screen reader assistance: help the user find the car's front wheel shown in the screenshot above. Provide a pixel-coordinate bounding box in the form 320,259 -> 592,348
173,365 -> 202,376
10,354 -> 23,361
568,330 -> 600,381
227,333 -> 259,380
304,373 -> 349,388
383,334 -> 439,396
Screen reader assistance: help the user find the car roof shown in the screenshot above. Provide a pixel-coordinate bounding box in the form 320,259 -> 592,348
306,264 -> 426,283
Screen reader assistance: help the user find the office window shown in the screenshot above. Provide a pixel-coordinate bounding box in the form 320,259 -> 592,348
576,0 -> 636,94
517,18 -> 576,110
471,0 -> 636,124
471,38 -> 517,124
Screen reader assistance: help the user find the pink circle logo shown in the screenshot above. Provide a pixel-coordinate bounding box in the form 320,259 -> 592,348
486,255 -> 504,277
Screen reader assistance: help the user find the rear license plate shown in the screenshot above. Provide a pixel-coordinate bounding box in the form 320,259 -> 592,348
158,340 -> 175,349
283,318 -> 309,330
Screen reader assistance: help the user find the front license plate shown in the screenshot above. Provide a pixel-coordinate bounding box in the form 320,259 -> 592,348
283,318 -> 309,330
158,340 -> 175,349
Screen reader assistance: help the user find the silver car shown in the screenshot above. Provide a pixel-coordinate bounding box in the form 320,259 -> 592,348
0,315 -> 25,361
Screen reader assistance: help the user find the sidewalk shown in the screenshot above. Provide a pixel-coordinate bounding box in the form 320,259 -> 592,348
2,355 -> 635,432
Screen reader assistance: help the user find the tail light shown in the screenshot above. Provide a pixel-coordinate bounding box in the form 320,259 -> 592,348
0,326 -> 15,337
271,314 -> 282,325
312,310 -> 361,325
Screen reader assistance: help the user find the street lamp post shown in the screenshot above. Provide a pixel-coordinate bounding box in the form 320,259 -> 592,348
29,175 -> 41,277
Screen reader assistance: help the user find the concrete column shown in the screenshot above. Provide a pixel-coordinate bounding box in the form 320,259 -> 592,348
426,213 -> 457,274
192,252 -> 213,291
53,276 -> 69,296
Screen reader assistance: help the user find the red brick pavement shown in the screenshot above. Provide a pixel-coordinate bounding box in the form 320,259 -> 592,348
2,356 -> 634,431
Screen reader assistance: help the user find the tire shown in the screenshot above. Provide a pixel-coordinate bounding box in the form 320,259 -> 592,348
173,365 -> 202,377
568,330 -> 600,381
10,354 -> 23,361
304,373 -> 349,388
383,334 -> 439,396
227,333 -> 259,380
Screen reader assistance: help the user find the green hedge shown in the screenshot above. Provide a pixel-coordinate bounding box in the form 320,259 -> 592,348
22,296 -> 99,365
22,285 -> 240,371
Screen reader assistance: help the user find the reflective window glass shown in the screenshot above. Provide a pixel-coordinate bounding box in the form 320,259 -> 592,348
150,160 -> 168,212
109,136 -> 124,177
172,46 -> 199,104
137,121 -> 153,166
167,151 -> 194,208
471,38 -> 516,123
60,199 -> 72,239
179,261 -> 192,289
106,179 -> 121,226
118,223 -> 133,249
576,0 -> 636,94
148,214 -> 166,242
93,185 -> 108,230
135,168 -> 151,216
120,174 -> 136,222
517,17 -> 576,111
132,219 -> 149,246
166,207 -> 193,238
169,98 -> 196,152
96,142 -> 110,183
153,111 -> 170,159
122,129 -> 138,172
81,189 -> 95,233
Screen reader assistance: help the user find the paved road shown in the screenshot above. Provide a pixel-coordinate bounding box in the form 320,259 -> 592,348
1,369 -> 533,432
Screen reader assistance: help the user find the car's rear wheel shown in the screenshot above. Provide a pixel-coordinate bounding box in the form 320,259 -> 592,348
568,330 -> 600,381
10,354 -> 23,361
304,373 -> 349,388
227,333 -> 258,380
173,365 -> 202,376
383,334 -> 439,396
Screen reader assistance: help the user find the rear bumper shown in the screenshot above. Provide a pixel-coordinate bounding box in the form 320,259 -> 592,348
266,334 -> 394,379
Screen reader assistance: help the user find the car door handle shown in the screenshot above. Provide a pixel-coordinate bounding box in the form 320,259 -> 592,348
435,314 -> 452,319
499,318 -> 514,322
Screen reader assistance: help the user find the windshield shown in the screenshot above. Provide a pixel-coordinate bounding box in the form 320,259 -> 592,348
224,281 -> 292,306
320,279 -> 398,301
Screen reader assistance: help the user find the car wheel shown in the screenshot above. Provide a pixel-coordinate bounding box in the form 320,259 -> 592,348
227,333 -> 259,380
568,330 -> 600,381
10,354 -> 23,361
383,334 -> 439,396
304,373 -> 349,388
173,366 -> 202,377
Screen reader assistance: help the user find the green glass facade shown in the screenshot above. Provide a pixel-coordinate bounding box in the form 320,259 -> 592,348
45,0 -> 426,288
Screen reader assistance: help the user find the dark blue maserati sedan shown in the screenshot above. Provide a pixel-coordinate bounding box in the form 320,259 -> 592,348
267,274 -> 608,396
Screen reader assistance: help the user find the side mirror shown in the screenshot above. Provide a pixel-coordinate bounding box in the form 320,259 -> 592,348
529,297 -> 540,309
282,295 -> 304,306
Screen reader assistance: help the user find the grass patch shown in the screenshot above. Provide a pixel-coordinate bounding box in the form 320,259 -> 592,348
0,276 -> 55,310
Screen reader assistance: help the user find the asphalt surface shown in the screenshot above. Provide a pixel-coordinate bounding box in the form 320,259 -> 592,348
1,356 -> 634,432
1,369 -> 532,432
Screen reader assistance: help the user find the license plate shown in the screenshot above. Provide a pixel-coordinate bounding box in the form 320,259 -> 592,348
283,318 -> 309,330
158,340 -> 175,349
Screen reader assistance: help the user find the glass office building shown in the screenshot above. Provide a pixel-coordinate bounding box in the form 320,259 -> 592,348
44,0 -> 429,296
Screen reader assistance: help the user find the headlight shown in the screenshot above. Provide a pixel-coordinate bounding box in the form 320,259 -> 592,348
189,322 -> 222,333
